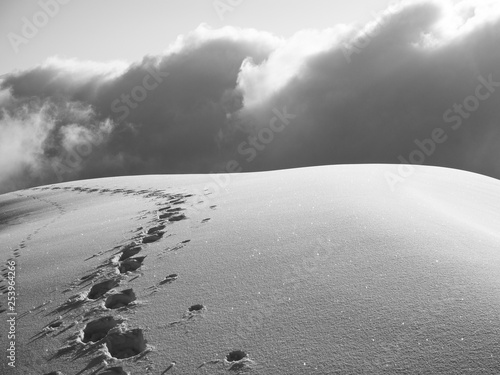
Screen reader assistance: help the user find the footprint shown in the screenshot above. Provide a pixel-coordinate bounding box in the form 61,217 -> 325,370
142,232 -> 165,243
168,304 -> 206,327
197,350 -> 254,372
105,328 -> 147,359
105,289 -> 137,309
160,274 -> 178,285
226,350 -> 248,362
118,257 -> 146,273
188,304 -> 205,313
167,207 -> 182,213
147,274 -> 178,294
168,213 -> 186,222
119,245 -> 142,261
158,210 -> 181,220
88,279 -> 120,300
82,316 -> 122,343
147,225 -> 166,234
47,320 -> 63,330
225,350 -> 255,371
164,240 -> 190,253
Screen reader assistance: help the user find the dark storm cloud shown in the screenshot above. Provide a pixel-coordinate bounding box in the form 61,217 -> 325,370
233,1 -> 500,178
1,1 -> 500,193
0,26 -> 279,191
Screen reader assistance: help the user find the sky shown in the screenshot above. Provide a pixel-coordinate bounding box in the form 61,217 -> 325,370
0,0 -> 391,74
1,0 -> 500,193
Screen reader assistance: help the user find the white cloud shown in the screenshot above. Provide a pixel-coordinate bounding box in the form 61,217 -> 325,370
236,26 -> 351,109
0,102 -> 55,187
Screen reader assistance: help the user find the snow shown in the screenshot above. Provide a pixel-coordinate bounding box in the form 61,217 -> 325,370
1,164 -> 500,374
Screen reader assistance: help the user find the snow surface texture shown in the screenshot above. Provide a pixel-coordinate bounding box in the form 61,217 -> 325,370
0,164 -> 500,374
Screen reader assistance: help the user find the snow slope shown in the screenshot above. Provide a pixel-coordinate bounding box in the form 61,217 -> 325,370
1,164 -> 500,374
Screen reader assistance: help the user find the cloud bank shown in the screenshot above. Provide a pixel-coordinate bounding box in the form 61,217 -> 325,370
1,0 -> 500,193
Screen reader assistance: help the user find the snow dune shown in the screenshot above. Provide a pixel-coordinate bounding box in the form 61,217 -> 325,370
1,164 -> 500,374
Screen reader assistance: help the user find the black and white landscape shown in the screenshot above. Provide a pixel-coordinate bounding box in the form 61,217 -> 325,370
1,1 -> 500,374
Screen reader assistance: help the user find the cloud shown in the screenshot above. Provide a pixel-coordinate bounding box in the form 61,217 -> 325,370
0,96 -> 115,192
1,0 -> 500,193
231,0 -> 500,173
0,100 -> 55,193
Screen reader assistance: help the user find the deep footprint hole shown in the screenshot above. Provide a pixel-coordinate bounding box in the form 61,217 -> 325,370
169,214 -> 186,222
119,246 -> 141,261
88,279 -> 119,300
188,304 -> 204,312
160,274 -> 178,285
226,350 -> 247,362
105,329 -> 147,359
147,225 -> 166,234
48,321 -> 63,329
105,289 -> 136,309
119,257 -> 146,273
82,316 -> 121,343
